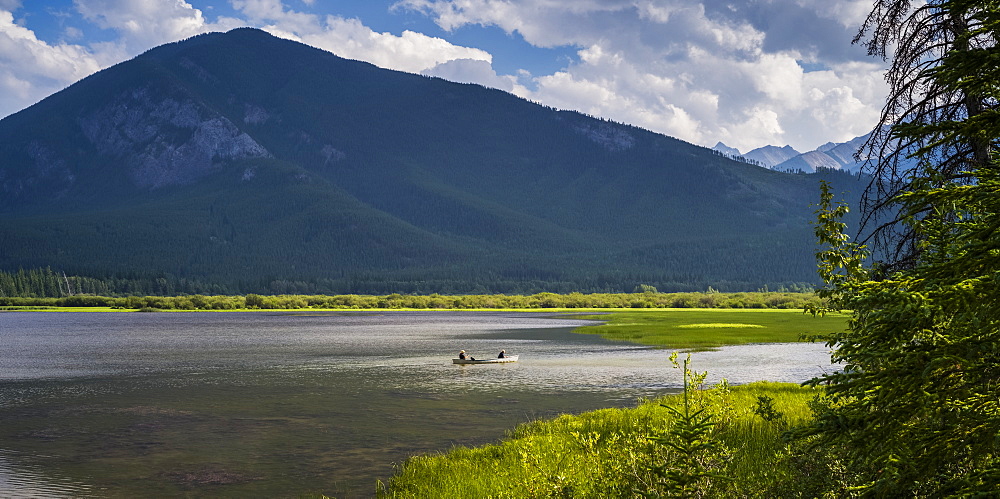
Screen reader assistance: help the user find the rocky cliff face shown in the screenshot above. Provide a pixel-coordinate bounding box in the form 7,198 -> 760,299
78,87 -> 270,189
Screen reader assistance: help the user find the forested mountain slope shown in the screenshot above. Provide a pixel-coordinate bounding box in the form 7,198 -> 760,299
0,28 -> 864,294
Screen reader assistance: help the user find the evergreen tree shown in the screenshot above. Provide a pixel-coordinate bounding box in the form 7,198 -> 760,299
857,0 -> 1000,271
804,1 -> 1000,495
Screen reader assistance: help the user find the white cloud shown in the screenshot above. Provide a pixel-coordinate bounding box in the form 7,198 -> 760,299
743,53 -> 806,105
231,0 -> 495,73
397,0 -> 888,152
69,0 -> 496,77
421,58 -> 525,93
724,107 -> 785,149
231,0 -> 318,33
63,26 -> 84,40
810,0 -> 873,29
0,9 -> 102,117
1,0 -> 888,151
0,0 -> 507,118
74,0 -> 231,51
298,16 -> 491,73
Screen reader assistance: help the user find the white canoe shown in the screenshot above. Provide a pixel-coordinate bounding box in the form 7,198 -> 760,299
452,355 -> 518,365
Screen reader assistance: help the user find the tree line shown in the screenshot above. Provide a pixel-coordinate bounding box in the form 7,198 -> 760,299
0,288 -> 822,311
0,266 -> 818,299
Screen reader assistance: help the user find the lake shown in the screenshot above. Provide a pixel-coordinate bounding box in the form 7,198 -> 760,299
0,311 -> 836,497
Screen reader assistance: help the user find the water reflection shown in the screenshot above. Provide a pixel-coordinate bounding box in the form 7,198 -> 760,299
0,311 -> 835,497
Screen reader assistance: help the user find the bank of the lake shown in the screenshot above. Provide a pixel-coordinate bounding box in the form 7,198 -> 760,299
0,308 -> 841,497
1,310 -> 839,498
572,308 -> 848,350
382,381 -> 826,497
379,309 -> 847,497
0,290 -> 823,312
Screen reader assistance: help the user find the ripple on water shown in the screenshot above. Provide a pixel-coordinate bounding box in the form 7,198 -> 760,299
0,311 -> 837,498
0,450 -> 96,499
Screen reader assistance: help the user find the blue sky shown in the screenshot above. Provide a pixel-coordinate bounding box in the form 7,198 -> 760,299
0,0 -> 888,152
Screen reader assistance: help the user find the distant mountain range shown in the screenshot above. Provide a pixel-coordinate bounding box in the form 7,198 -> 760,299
0,28 -> 864,295
713,134 -> 871,174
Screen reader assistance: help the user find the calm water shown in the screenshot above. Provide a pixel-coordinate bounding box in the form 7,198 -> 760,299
0,311 -> 835,497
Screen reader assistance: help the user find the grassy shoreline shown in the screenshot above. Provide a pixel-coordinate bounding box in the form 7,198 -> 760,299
0,290 -> 823,311
375,309 -> 845,496
4,296 -> 847,496
381,381 -> 824,497
572,309 -> 847,350
3,302 -> 847,351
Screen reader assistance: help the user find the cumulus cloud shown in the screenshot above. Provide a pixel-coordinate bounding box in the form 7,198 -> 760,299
70,0 -> 494,77
296,17 -> 492,74
230,0 -> 516,89
421,58 -> 524,93
0,0 -> 506,118
0,9 -> 102,117
73,0 -> 240,52
397,0 -> 888,151
230,0 -> 493,74
2,0 -> 888,151
0,0 -> 246,116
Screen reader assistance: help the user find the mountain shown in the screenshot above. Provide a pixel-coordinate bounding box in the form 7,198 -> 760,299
715,134 -> 871,174
776,150 -> 846,172
712,142 -> 741,157
0,28 -> 864,294
743,145 -> 801,168
774,134 -> 870,173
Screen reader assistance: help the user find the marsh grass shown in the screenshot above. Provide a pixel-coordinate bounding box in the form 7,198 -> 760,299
0,306 -> 122,312
574,309 -> 848,350
381,381 -> 819,498
0,291 -> 823,311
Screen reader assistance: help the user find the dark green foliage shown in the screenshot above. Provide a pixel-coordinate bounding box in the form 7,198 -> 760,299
0,276 -> 823,311
0,28 -> 864,293
0,267 -> 112,297
752,396 -> 786,427
383,381 -> 822,497
244,293 -> 265,309
645,354 -> 731,497
804,171 -> 1000,497
797,1 -> 1000,496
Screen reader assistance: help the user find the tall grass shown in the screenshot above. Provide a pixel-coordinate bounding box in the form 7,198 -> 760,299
381,381 -> 820,498
574,309 -> 848,349
0,291 -> 823,311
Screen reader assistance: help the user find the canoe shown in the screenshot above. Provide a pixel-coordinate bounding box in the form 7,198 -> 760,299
452,355 -> 518,365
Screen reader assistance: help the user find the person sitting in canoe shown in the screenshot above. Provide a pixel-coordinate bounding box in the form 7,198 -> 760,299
498,349 -> 506,358
459,350 -> 475,361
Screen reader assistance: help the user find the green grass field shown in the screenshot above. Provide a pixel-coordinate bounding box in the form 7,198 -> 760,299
573,309 -> 848,350
380,310 -> 847,496
382,382 -> 822,498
